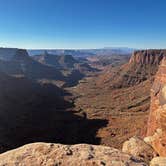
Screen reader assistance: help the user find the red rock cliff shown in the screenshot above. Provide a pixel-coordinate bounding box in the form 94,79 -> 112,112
146,57 -> 166,156
100,49 -> 166,88
129,50 -> 165,65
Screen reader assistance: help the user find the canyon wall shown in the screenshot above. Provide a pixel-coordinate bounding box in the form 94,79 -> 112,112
98,49 -> 166,89
146,57 -> 166,156
129,50 -> 165,65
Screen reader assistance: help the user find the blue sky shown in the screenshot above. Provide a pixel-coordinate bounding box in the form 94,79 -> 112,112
0,0 -> 166,49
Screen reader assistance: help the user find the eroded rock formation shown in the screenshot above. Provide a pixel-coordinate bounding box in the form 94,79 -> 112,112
129,50 -> 165,65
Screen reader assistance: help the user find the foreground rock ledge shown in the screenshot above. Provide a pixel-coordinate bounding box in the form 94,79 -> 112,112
0,143 -> 147,166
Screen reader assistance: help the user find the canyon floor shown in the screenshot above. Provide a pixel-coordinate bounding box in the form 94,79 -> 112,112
66,65 -> 151,149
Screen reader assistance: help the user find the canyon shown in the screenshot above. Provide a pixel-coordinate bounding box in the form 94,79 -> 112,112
69,49 -> 166,149
0,48 -> 166,165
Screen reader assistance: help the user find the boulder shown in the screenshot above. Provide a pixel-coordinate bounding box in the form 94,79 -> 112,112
150,157 -> 166,166
122,136 -> 155,162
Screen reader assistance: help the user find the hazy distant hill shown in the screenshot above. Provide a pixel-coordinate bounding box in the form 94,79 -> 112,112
28,49 -> 95,57
28,47 -> 135,57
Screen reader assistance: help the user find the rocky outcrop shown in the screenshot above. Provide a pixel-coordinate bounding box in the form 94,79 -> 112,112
0,143 -> 147,166
123,50 -> 165,86
150,157 -> 166,166
122,136 -> 155,163
146,57 -> 166,156
129,50 -> 165,65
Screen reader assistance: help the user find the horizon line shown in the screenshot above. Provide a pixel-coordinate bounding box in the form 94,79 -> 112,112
1,46 -> 166,50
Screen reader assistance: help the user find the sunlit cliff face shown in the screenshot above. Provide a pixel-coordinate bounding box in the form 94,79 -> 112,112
146,58 -> 166,156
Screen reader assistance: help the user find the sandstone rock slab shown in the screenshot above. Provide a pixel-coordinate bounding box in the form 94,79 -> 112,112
0,143 -> 147,166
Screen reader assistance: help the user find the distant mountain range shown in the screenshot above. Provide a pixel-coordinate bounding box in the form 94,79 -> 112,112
28,47 -> 135,57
